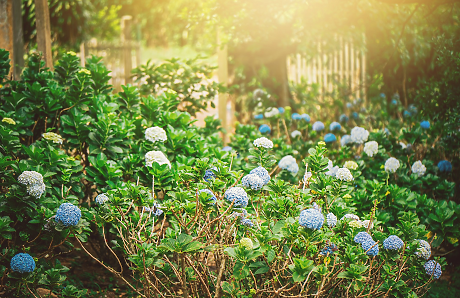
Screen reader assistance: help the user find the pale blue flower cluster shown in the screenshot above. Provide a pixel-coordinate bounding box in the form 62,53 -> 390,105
361,239 -> 379,256
55,203 -> 81,227
142,202 -> 163,217
301,114 -> 311,122
10,253 -> 36,273
354,232 -> 378,256
279,155 -> 299,175
420,121 -> 430,129
415,240 -> 431,259
330,122 -> 341,132
204,167 -> 217,182
249,166 -> 271,185
292,113 -> 302,120
225,187 -> 249,208
242,174 -> 264,191
312,121 -> 325,131
324,133 -> 336,143
259,124 -> 271,134
424,260 -> 442,279
240,217 -> 254,227
339,114 -> 349,123
354,232 -> 372,244
326,213 -> 337,228
383,235 -> 404,250
320,243 -> 338,256
18,171 -> 46,198
95,193 -> 109,205
299,209 -> 324,230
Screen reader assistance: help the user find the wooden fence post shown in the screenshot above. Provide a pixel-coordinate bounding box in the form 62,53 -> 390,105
121,15 -> 133,85
12,0 -> 23,79
0,0 -> 13,77
217,29 -> 229,144
35,0 -> 53,69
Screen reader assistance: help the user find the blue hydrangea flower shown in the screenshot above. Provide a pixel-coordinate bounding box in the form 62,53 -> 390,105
354,232 -> 372,244
341,135 -> 352,147
249,166 -> 271,185
241,217 -> 254,227
403,110 -> 411,118
352,112 -> 359,119
198,189 -> 217,204
420,121 -> 430,129
330,122 -> 341,131
408,104 -> 418,115
254,114 -> 264,120
222,146 -> 232,152
361,239 -> 379,256
415,240 -> 431,259
292,113 -> 302,120
424,260 -> 442,279
95,193 -> 109,205
299,209 -> 324,230
242,174 -> 264,191
437,160 -> 452,173
278,107 -> 285,113
10,253 -> 35,273
391,99 -> 398,105
225,187 -> 249,208
301,114 -> 311,122
346,103 -> 353,109
384,128 -> 390,135
312,121 -> 325,131
143,202 -> 164,216
278,155 -> 299,175
55,203 -> 81,227
259,124 -> 271,134
320,243 -> 338,256
339,114 -> 349,123
324,133 -> 337,143
203,167 -> 217,182
326,213 -> 337,228
380,93 -> 386,98
383,235 -> 404,250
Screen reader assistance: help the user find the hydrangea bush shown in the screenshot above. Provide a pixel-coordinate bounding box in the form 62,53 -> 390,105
0,48 -> 457,296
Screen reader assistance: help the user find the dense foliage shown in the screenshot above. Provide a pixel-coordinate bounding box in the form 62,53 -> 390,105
1,48 -> 458,297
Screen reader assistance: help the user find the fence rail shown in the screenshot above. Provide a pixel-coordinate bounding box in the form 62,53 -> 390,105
287,35 -> 366,101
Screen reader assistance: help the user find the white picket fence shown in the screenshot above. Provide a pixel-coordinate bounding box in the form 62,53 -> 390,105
287,35 -> 367,101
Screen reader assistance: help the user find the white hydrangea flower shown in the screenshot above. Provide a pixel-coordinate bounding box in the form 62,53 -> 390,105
253,137 -> 273,149
344,161 -> 358,170
2,117 -> 16,125
325,160 -> 339,177
145,151 -> 171,168
350,126 -> 369,144
336,168 -> 354,182
145,127 -> 167,143
42,132 -> 63,144
412,160 -> 427,176
291,130 -> 301,138
363,141 -> 379,157
341,214 -> 360,221
264,107 -> 280,118
400,142 -> 407,149
385,157 -> 400,173
278,155 -> 299,175
18,171 -> 44,186
348,220 -> 364,228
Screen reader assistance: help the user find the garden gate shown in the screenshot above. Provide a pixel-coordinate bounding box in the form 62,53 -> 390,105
287,34 -> 367,101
